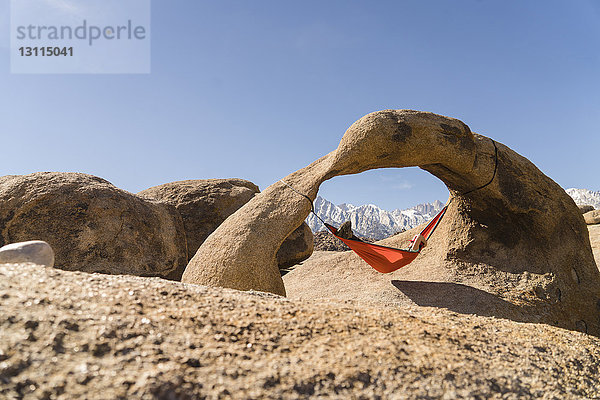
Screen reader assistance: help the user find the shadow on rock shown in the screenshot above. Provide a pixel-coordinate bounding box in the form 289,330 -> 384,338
391,280 -> 531,323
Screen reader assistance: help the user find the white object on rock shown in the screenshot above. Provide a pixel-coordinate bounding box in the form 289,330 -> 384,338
0,240 -> 55,268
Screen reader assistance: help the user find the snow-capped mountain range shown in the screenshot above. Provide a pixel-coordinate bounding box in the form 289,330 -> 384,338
306,196 -> 444,240
566,188 -> 600,210
307,188 -> 599,241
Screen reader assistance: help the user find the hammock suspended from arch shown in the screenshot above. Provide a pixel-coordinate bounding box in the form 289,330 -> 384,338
320,205 -> 448,273
281,139 -> 498,274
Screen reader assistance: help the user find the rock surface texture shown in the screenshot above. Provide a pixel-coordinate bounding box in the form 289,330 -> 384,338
0,240 -> 54,267
584,210 -> 600,225
0,173 -> 187,280
138,179 -> 260,258
138,179 -> 313,271
183,110 -> 600,336
313,231 -> 351,251
1,263 -> 599,399
275,223 -> 314,269
589,225 -> 600,264
578,204 -> 595,214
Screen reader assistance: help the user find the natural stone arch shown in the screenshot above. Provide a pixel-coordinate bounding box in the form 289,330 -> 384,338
182,110 -> 600,336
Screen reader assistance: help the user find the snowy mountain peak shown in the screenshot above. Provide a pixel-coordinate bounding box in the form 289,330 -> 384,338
306,196 -> 444,240
306,189 -> 597,241
566,188 -> 600,210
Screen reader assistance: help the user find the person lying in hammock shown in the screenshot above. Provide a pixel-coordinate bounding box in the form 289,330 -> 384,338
335,220 -> 361,241
335,220 -> 428,252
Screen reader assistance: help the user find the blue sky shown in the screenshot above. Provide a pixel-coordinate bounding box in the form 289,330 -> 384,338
1,0 -> 599,210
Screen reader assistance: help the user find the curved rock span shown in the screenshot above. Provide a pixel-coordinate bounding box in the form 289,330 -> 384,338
182,110 -> 600,336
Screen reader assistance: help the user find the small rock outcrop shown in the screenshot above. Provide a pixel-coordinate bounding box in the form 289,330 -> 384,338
0,172 -> 187,279
138,179 -> 313,271
276,223 -> 313,269
578,204 -> 595,214
313,231 -> 349,251
138,179 -> 260,256
183,110 -> 600,336
0,240 -> 54,267
584,210 -> 600,225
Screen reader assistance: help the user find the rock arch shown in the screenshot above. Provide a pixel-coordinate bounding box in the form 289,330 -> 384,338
182,110 -> 600,335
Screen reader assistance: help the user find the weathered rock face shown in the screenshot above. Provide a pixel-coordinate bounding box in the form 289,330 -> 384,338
589,225 -> 600,264
0,240 -> 54,268
138,179 -> 260,257
584,210 -> 600,225
138,179 -> 313,271
0,172 -> 187,279
183,110 -> 600,336
579,204 -> 595,214
313,231 -> 350,251
275,223 -> 313,269
2,263 -> 600,399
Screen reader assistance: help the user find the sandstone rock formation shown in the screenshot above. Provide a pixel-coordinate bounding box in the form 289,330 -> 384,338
0,172 -> 187,279
0,240 -> 54,267
313,230 -> 350,251
183,110 -> 600,336
138,179 -> 260,256
584,209 -> 600,225
138,179 -> 313,271
1,263 -> 599,399
578,204 -> 595,214
275,222 -> 313,269
590,225 -> 600,264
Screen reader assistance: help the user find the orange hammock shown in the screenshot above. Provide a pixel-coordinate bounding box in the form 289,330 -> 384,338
280,138 -> 497,275
281,179 -> 451,274
321,205 -> 448,273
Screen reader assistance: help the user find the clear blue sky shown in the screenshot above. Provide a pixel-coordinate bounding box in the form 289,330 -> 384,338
1,0 -> 599,210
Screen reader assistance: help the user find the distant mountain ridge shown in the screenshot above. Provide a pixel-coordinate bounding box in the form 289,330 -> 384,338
566,188 -> 600,210
306,196 -> 444,240
306,188 -> 598,241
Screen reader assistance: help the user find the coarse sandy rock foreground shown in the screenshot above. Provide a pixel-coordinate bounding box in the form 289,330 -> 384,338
1,264 -> 599,399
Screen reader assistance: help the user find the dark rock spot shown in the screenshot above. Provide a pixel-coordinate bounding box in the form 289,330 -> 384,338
293,381 -> 315,395
391,122 -> 412,143
92,342 -> 111,357
24,320 -> 39,330
534,286 -> 546,299
356,371 -> 372,385
575,320 -> 587,334
488,378 -> 503,393
185,358 -> 201,368
52,332 -> 66,353
58,320 -> 79,332
439,123 -> 463,137
263,376 -> 280,389
0,359 -> 30,378
571,268 -> 580,284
